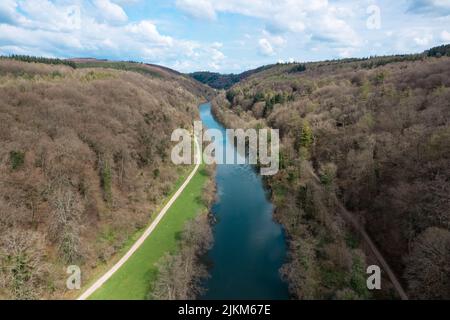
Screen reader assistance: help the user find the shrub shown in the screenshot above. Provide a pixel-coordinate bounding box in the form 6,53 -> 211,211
9,151 -> 25,170
319,163 -> 337,187
293,121 -> 314,152
226,90 -> 237,103
289,64 -> 306,73
349,251 -> 370,299
404,228 -> 450,299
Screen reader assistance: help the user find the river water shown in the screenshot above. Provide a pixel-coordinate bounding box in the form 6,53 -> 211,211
199,102 -> 289,299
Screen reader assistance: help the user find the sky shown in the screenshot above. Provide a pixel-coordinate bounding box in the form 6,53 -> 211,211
0,0 -> 449,73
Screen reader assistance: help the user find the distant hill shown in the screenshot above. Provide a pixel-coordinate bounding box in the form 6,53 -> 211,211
191,44 -> 450,90
0,55 -> 214,100
66,58 -> 214,99
189,72 -> 240,90
189,65 -> 273,90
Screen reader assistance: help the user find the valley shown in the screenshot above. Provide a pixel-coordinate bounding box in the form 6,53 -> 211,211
0,44 -> 449,300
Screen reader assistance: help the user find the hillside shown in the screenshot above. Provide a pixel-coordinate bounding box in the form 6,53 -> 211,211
69,58 -> 213,99
3,55 -> 213,100
211,50 -> 450,299
0,58 -> 212,299
189,65 -> 273,90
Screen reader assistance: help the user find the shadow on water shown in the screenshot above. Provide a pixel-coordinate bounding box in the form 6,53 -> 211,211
198,102 -> 289,300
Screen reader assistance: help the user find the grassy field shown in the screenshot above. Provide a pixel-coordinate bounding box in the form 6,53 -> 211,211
88,163 -> 209,300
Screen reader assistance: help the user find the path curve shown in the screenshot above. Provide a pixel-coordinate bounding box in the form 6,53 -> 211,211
77,134 -> 201,300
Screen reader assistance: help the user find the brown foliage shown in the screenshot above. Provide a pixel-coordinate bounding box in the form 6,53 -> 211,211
0,59 -> 206,298
0,229 -> 50,299
404,227 -> 450,299
215,55 -> 450,299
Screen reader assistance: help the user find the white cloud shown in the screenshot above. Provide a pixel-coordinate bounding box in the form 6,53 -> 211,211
175,0 -> 216,20
125,21 -> 173,46
175,0 -> 361,56
337,47 -> 356,58
263,32 -> 286,47
94,0 -> 128,24
257,31 -> 286,56
12,0 -> 80,32
2,0 -> 446,73
388,27 -> 439,53
258,38 -> 274,56
441,30 -> 450,41
277,57 -> 295,63
414,34 -> 433,46
0,1 -> 227,72
211,48 -> 225,61
114,0 -> 141,5
206,44 -> 226,70
310,10 -> 361,47
0,0 -> 21,24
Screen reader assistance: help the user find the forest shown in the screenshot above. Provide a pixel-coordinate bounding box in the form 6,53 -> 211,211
189,65 -> 273,90
1,44 -> 449,300
2,55 -> 77,69
0,58 -> 212,299
211,49 -> 450,299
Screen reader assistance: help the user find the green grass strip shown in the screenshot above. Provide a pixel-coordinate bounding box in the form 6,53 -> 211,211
88,164 -> 208,300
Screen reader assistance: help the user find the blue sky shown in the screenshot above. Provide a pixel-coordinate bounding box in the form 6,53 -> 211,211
0,0 -> 449,73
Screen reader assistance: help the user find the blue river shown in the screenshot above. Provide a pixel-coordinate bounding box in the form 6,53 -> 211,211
199,102 -> 289,299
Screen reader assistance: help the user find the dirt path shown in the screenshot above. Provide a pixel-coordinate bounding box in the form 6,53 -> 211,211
307,167 -> 409,300
77,135 -> 201,300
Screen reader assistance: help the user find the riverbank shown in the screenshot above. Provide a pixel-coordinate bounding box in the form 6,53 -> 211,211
210,96 -> 373,299
84,163 -> 210,299
67,164 -> 192,299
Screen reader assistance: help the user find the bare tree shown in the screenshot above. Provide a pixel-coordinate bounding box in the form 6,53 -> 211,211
0,229 -> 49,299
404,227 -> 450,299
49,189 -> 83,264
149,214 -> 212,300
